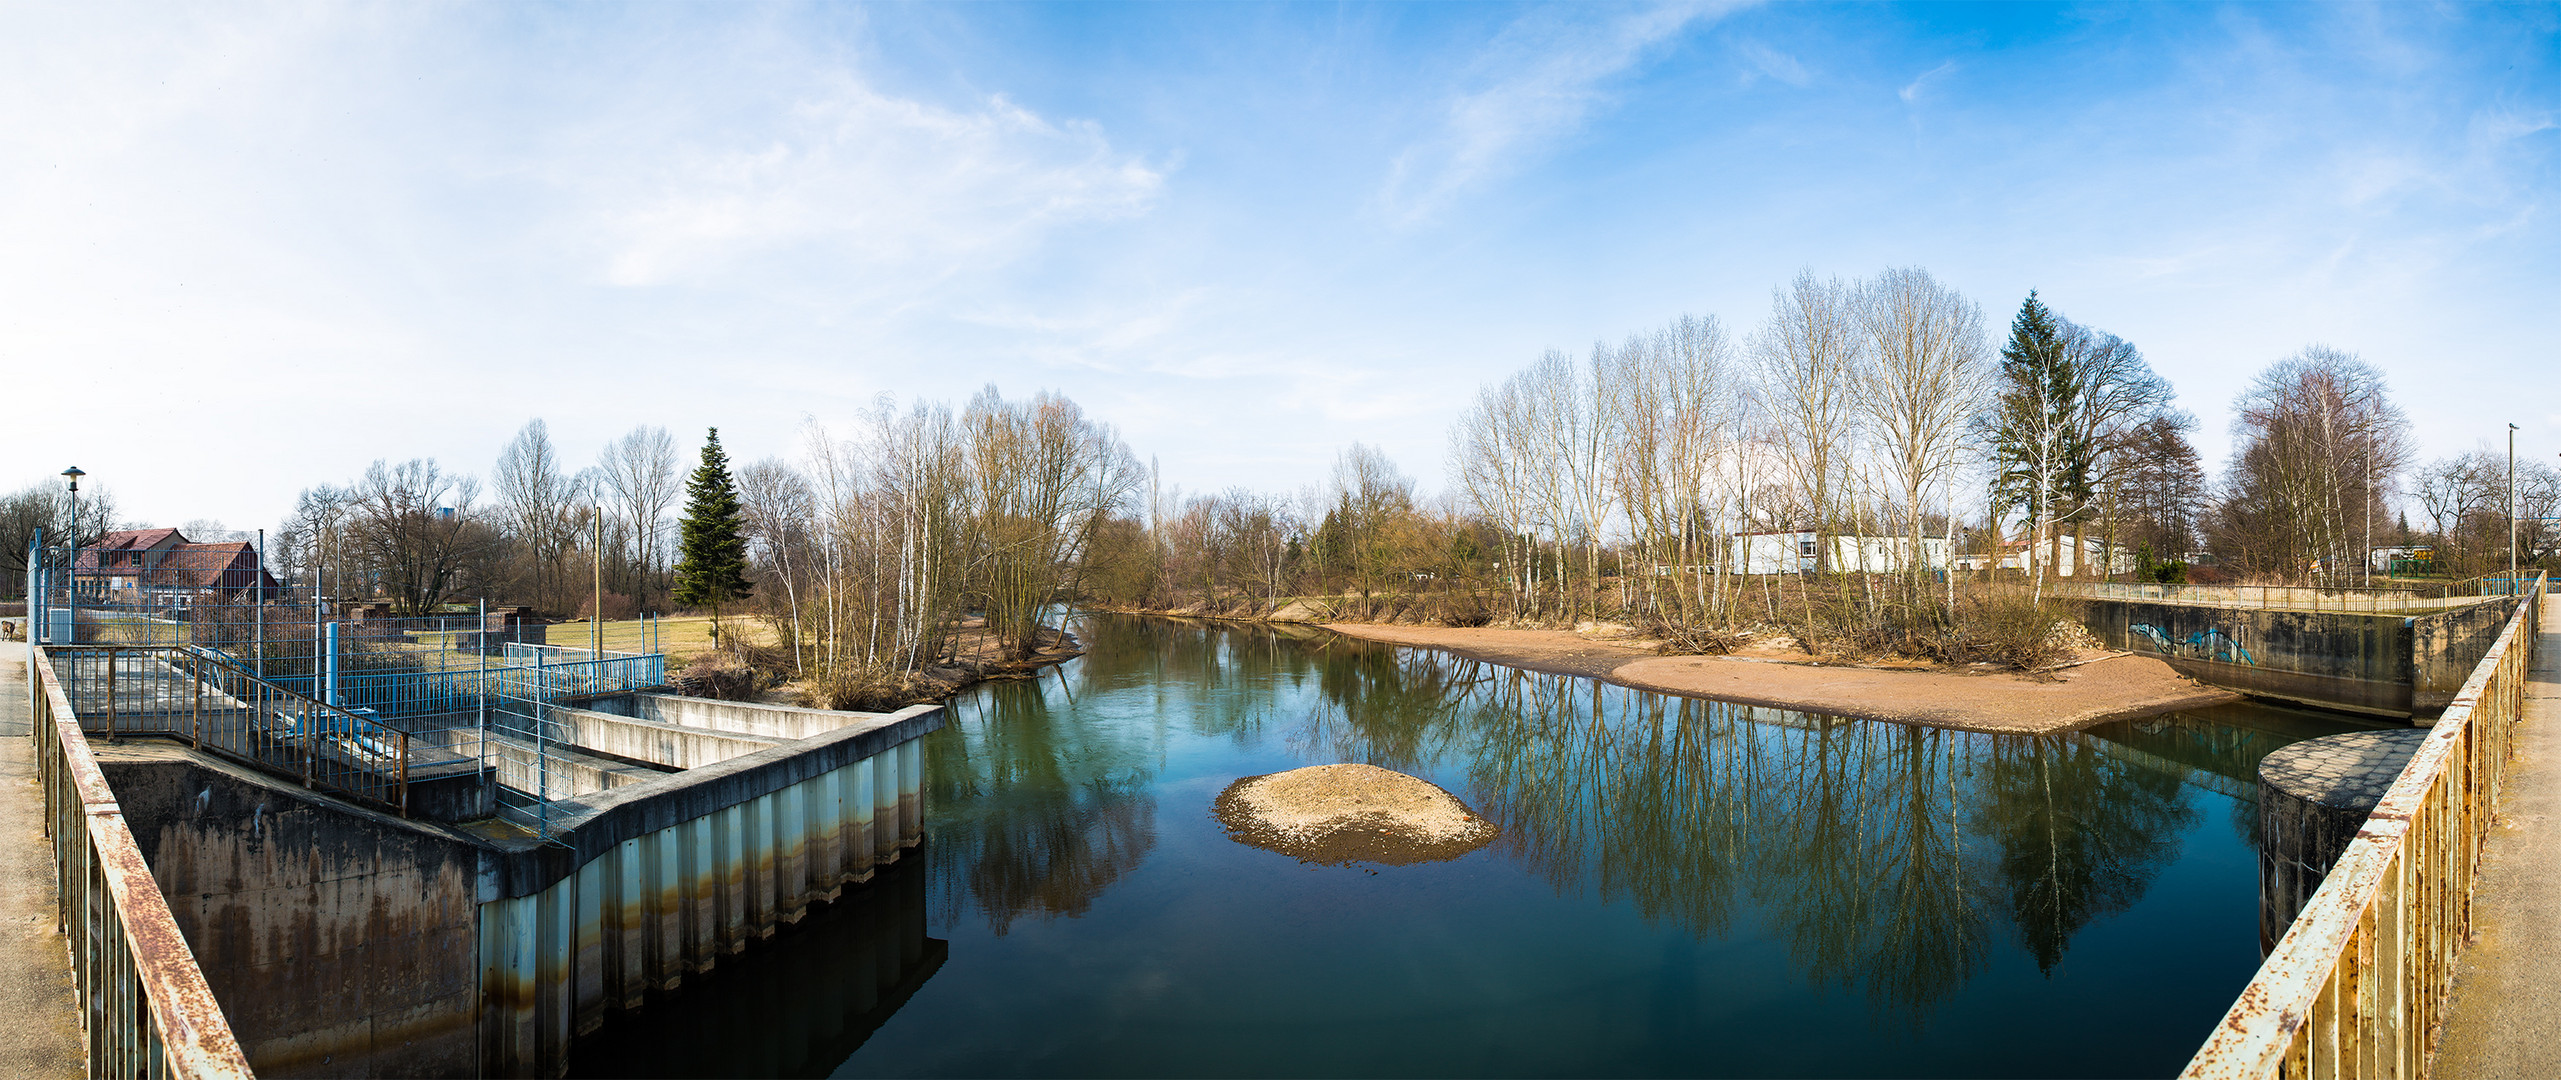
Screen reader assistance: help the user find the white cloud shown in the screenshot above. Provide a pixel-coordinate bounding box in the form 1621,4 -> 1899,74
573,85 -> 1164,289
1899,60 -> 1956,103
1376,3 -> 1737,226
1734,38 -> 1811,88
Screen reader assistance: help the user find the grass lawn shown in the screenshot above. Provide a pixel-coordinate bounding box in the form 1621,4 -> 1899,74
569,615 -> 775,667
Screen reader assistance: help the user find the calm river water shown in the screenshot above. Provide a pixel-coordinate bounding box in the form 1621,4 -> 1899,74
573,614 -> 2381,1079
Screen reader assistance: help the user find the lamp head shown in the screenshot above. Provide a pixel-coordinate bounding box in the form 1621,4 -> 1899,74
60,466 -> 84,492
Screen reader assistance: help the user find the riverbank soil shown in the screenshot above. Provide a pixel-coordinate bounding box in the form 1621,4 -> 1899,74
1324,622 -> 2237,736
2430,594 -> 2561,1076
0,655 -> 89,1077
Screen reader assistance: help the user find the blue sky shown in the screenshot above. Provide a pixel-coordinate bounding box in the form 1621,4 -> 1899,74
6,2 -> 2557,529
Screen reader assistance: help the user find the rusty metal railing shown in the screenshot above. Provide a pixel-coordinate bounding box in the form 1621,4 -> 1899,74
32,648 -> 256,1079
47,645 -> 412,815
2183,571 -> 2546,1079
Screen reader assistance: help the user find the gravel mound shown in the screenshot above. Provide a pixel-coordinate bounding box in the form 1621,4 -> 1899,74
1213,763 -> 1497,866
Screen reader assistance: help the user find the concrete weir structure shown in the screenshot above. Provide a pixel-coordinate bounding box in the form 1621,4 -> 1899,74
31,644 -> 943,1078
2066,583 -> 2516,718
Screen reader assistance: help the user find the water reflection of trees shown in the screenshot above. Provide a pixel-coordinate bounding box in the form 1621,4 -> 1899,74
926,652 -> 1160,936
1285,638 -> 2204,1020
928,617 -> 2219,1020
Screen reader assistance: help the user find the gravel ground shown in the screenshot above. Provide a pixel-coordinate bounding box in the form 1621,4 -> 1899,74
1214,764 -> 1497,867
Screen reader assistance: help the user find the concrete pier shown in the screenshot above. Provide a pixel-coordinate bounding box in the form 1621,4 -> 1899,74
2255,728 -> 2428,952
0,654 -> 84,1078
2432,594 -> 2561,1076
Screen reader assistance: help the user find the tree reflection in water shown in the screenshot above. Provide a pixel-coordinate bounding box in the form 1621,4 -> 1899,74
1269,643 -> 2203,1017
920,616 -> 2352,1024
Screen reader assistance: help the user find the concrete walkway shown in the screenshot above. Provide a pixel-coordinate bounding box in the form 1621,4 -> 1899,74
2434,595 -> 2561,1077
0,653 -> 87,1077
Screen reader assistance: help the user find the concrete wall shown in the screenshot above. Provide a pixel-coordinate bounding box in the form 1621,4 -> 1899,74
2079,596 -> 2514,718
587,692 -> 902,742
549,704 -> 781,770
2411,600 -> 2516,712
97,696 -> 943,1078
99,745 -> 486,1078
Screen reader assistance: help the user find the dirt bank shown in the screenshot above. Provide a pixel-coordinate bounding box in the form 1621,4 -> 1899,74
1322,623 -> 2238,736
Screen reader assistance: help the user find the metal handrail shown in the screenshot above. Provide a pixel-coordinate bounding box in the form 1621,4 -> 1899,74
45,645 -> 413,815
2183,571 -> 2547,1078
32,648 -> 256,1078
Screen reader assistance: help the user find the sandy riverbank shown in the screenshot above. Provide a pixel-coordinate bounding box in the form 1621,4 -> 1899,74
1321,622 -> 2238,736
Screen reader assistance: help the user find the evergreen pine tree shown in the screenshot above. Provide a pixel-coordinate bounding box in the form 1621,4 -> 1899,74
674,428 -> 754,636
1989,291 -> 2092,579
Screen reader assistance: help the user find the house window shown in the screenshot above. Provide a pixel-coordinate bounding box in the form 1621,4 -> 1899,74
1799,540 -> 1817,557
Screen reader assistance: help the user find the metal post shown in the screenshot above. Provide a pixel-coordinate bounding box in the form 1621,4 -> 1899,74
477,599 -> 488,787
324,621 -> 339,707
314,546 -> 323,701
253,529 -> 266,683
534,645 -> 549,837
2509,424 -> 2520,587
594,505 -> 604,663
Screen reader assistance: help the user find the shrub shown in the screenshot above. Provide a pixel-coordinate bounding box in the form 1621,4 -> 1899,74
671,654 -> 760,701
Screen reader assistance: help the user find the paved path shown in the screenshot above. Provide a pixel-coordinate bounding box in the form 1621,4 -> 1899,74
0,652 -> 87,1077
2434,595 -> 2561,1077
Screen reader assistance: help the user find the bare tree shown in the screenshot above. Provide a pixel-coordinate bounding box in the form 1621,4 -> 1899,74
963,388 -> 1141,659
2212,347 -> 2410,584
1856,267 -> 1988,603
597,425 -> 680,605
494,419 -> 582,608
346,459 -> 489,614
1755,269 -> 1866,574
1328,442 -> 1418,602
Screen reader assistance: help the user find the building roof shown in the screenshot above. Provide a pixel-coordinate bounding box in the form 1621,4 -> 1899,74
74,530 -> 282,595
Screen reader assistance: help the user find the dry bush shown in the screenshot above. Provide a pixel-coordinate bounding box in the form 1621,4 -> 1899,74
807,665 -> 940,712
1431,592 -> 1493,628
1653,623 -> 1747,656
1925,588 -> 2081,673
671,654 -> 761,701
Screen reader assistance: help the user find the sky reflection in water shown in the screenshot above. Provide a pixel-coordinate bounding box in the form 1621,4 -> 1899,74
581,615 -> 2381,1078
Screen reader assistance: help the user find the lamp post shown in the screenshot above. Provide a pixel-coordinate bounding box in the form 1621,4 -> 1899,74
59,466 -> 84,547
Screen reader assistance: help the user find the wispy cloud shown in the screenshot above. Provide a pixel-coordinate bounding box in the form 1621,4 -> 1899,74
570,84 -> 1164,290
1899,60 -> 1956,103
1376,3 -> 1737,227
1735,38 -> 1811,87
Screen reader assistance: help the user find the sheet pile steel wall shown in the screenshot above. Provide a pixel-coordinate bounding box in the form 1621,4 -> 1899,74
30,648 -> 255,1079
2182,572 -> 2546,1079
473,701 -> 939,1076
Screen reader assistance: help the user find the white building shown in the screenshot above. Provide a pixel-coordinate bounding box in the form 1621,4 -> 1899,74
1991,536 -> 2137,575
1726,532 -> 1952,575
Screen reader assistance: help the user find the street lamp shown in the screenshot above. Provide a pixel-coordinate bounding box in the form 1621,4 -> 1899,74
60,466 -> 84,546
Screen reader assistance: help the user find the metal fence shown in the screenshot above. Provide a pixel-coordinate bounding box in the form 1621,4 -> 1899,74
26,538 -> 667,835
30,644 -> 256,1078
2182,571 -> 2547,1078
46,645 -> 420,814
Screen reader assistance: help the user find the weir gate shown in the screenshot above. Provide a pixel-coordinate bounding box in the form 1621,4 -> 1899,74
19,544 -> 944,1077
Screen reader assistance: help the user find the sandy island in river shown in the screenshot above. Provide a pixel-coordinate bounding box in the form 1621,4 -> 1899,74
1321,623 -> 2237,736
1214,764 -> 1499,866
